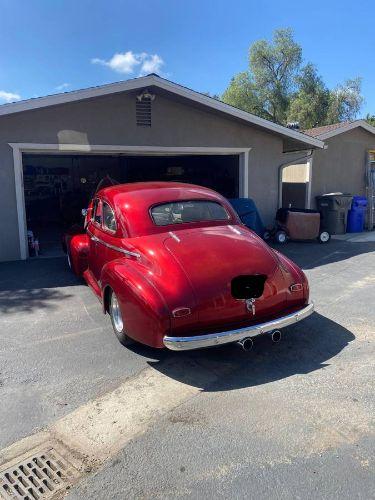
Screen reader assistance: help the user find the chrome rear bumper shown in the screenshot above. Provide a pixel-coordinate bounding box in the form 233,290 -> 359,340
163,303 -> 314,351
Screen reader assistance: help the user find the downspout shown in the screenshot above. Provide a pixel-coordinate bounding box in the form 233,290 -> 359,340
278,149 -> 313,208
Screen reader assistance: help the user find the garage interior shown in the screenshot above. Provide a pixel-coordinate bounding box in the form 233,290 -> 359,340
22,153 -> 239,257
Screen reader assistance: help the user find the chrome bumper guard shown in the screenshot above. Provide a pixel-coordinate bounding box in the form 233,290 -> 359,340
163,303 -> 314,351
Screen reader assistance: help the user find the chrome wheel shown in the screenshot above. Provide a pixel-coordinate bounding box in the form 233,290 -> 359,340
111,293 -> 123,333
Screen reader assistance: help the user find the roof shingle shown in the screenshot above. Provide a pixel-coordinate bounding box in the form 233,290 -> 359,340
304,121 -> 352,137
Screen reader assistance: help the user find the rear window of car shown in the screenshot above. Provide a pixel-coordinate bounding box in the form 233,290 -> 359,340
151,200 -> 230,226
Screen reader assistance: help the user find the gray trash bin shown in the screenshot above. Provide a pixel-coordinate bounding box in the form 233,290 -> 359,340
316,193 -> 353,234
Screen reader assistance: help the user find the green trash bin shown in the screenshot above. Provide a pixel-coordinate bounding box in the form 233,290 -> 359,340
316,193 -> 353,234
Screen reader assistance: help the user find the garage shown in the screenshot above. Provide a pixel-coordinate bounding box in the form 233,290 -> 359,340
0,74 -> 323,262
23,152 -> 239,256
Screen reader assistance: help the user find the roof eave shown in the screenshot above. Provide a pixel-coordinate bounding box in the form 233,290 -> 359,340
0,75 -> 156,117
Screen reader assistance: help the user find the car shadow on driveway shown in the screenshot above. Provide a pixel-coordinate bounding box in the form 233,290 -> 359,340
128,312 -> 354,391
0,257 -> 81,289
0,257 -> 81,314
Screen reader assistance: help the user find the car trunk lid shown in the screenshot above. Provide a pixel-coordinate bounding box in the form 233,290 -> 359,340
164,225 -> 288,332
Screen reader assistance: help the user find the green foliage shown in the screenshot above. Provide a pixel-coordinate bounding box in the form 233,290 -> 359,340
249,28 -> 302,123
365,113 -> 375,126
287,64 -> 330,129
222,28 -> 363,129
325,78 -> 363,124
222,72 -> 270,119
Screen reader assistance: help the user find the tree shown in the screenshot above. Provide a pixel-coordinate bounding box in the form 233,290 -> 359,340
249,28 -> 302,123
223,28 -> 302,123
222,28 -> 363,127
325,78 -> 363,123
221,72 -> 269,119
287,64 -> 330,129
365,113 -> 375,127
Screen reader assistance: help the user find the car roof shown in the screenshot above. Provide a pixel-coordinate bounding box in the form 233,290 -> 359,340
99,181 -> 217,197
97,182 -> 237,237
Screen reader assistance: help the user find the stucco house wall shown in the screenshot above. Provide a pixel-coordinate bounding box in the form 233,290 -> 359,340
311,127 -> 375,205
0,88 -> 287,262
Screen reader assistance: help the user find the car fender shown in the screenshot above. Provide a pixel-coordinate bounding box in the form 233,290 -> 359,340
101,259 -> 171,348
69,234 -> 89,276
273,249 -> 309,304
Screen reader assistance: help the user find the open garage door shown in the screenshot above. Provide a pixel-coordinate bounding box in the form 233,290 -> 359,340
22,153 -> 239,257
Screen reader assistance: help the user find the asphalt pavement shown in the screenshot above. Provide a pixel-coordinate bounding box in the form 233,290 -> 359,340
0,236 -> 374,499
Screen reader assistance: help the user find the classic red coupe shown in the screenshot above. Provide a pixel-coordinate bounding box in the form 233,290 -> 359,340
65,182 -> 313,350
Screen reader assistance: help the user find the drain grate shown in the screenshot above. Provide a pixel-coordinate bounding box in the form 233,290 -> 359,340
0,448 -> 76,499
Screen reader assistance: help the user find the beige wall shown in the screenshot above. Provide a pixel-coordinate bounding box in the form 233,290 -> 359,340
282,163 -> 309,183
311,127 -> 375,207
0,89 -> 286,261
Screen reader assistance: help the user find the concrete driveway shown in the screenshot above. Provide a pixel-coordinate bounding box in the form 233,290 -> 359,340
0,237 -> 374,499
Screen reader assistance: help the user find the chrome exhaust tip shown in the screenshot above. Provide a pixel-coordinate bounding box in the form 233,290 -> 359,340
238,337 -> 254,351
271,330 -> 282,343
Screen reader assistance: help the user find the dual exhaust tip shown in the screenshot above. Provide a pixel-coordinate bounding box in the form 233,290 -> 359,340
238,337 -> 254,351
238,330 -> 282,351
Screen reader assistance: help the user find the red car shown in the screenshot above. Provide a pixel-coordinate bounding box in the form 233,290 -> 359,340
66,182 -> 313,350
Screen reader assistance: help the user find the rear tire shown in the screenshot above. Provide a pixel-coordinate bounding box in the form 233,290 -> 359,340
109,291 -> 133,346
275,230 -> 287,244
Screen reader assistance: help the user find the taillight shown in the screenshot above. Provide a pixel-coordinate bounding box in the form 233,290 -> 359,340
172,307 -> 191,318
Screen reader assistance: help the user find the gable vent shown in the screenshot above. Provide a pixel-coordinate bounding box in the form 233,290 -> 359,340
136,89 -> 155,127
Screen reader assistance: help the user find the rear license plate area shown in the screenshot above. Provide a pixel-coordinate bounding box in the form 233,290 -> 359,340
231,275 -> 267,299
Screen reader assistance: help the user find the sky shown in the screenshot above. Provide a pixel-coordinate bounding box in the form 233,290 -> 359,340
0,0 -> 374,115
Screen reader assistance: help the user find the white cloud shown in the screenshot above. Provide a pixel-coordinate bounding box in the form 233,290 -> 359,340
0,90 -> 21,103
55,83 -> 70,91
91,51 -> 164,76
139,54 -> 164,75
92,51 -> 138,74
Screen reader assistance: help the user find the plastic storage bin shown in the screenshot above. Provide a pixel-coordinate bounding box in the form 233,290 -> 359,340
347,196 -> 367,233
316,193 -> 353,234
285,210 -> 321,240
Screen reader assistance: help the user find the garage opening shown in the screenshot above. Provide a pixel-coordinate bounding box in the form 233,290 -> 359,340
22,153 -> 239,257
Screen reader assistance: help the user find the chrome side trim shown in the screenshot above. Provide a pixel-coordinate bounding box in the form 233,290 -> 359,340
169,231 -> 181,242
163,303 -> 314,351
228,225 -> 242,235
87,230 -> 140,258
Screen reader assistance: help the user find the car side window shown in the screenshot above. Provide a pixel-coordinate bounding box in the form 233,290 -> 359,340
91,199 -> 97,221
103,202 -> 117,232
92,199 -> 102,225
